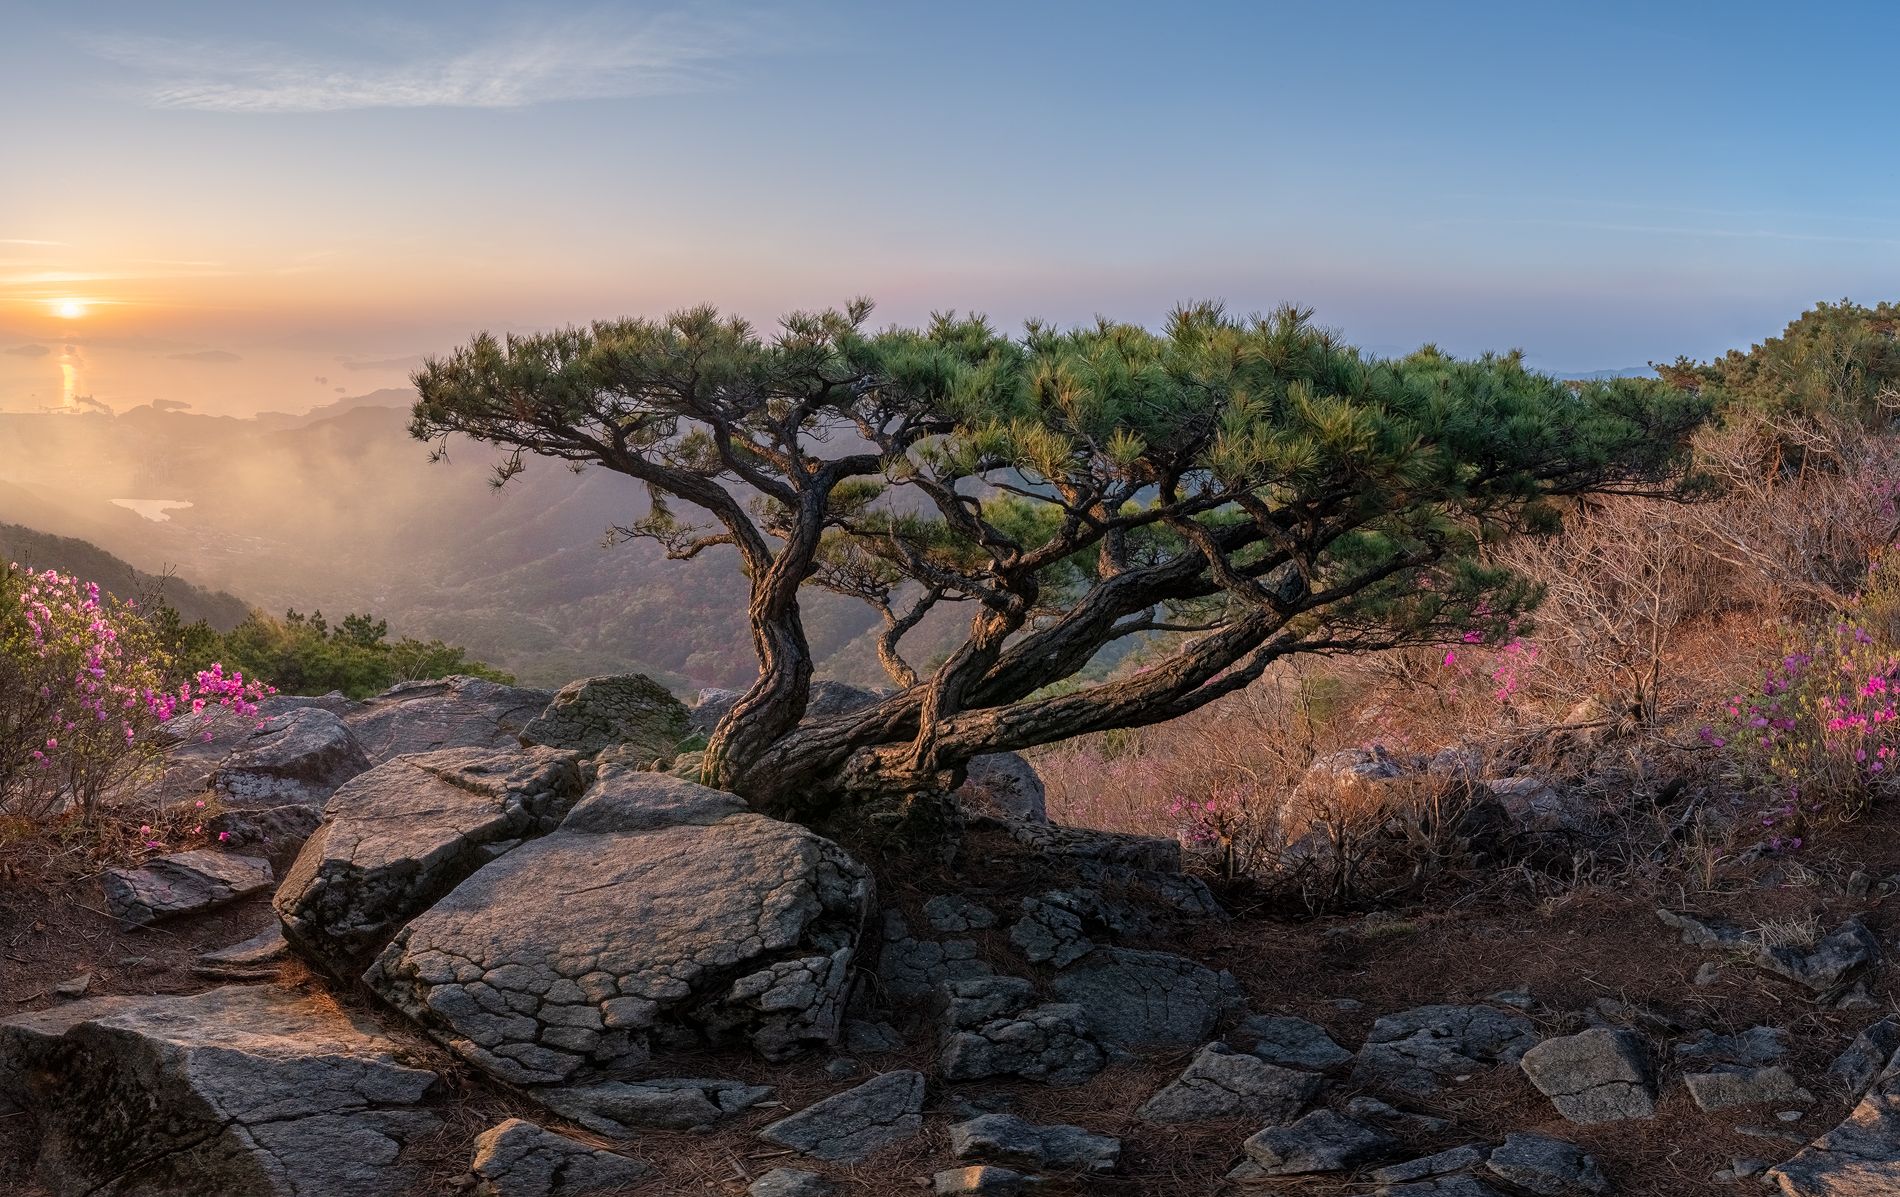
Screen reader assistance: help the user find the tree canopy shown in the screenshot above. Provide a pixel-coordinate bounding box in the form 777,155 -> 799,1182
413,300 -> 1707,810
1657,299 -> 1900,427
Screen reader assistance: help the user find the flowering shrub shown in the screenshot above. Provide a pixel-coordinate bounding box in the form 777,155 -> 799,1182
0,564 -> 274,821
1715,556 -> 1900,831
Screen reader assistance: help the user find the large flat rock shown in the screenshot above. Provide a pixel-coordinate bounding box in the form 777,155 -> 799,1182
344,675 -> 554,763
367,774 -> 872,1083
0,985 -> 440,1197
275,746 -> 585,975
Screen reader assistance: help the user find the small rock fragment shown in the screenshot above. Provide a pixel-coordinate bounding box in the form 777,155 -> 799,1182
925,895 -> 998,933
101,850 -> 274,925
1241,1108 -> 1397,1175
468,1118 -> 651,1196
52,974 -> 90,999
1519,1028 -> 1657,1123
1372,1144 -> 1489,1183
1827,1015 -> 1900,1097
1137,1041 -> 1321,1123
1236,1013 -> 1353,1070
748,1169 -> 836,1197
949,1112 -> 1119,1173
1683,1066 -> 1813,1112
933,1166 -> 1032,1196
1485,1133 -> 1610,1196
536,1077 -> 772,1134
757,1071 -> 926,1163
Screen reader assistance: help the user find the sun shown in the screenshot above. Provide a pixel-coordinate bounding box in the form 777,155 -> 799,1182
51,298 -> 86,319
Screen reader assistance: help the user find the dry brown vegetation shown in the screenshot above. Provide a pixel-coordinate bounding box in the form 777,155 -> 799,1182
1039,406 -> 1900,916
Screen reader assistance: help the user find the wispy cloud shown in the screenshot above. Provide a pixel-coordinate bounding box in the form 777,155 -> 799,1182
0,239 -> 63,246
87,9 -> 793,114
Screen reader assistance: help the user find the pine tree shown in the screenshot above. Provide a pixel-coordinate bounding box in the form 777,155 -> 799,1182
412,300 -> 1707,812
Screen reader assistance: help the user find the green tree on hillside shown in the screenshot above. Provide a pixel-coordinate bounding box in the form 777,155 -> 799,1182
413,300 -> 1706,813
162,608 -> 510,699
1657,299 -> 1900,427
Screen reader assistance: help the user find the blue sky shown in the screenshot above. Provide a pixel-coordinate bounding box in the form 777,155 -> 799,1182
3,1 -> 1899,412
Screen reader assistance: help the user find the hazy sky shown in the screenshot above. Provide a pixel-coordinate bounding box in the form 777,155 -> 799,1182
4,1 -> 1900,414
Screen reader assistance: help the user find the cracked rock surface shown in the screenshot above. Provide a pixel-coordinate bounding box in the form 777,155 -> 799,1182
345,675 -> 555,763
367,774 -> 871,1083
1484,1133 -> 1610,1195
1009,895 -> 1094,966
1051,947 -> 1244,1049
879,910 -> 992,997
1770,1043 -> 1900,1195
1236,1013 -> 1353,1070
0,985 -> 440,1197
924,895 -> 997,933
534,1077 -> 772,1134
938,976 -> 1106,1085
208,707 -> 372,809
1240,1108 -> 1397,1175
756,1070 -> 925,1162
1519,1027 -> 1656,1123
468,1118 -> 651,1196
1353,1004 -> 1540,1095
518,673 -> 689,763
101,849 -> 274,925
998,818 -> 1182,872
948,1112 -> 1120,1173
1684,1064 -> 1814,1112
1828,1016 -> 1900,1099
1372,1144 -> 1489,1184
1137,1041 -> 1322,1123
275,747 -> 586,975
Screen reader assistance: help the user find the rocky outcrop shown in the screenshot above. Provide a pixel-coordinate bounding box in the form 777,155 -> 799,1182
0,986 -> 439,1197
101,849 -> 273,925
275,747 -> 586,974
879,910 -> 993,997
756,1070 -> 925,1162
344,676 -> 554,763
938,976 -> 1106,1085
366,774 -> 872,1083
468,1118 -> 651,1196
518,674 -> 690,763
142,693 -> 360,804
1000,819 -> 1182,873
1519,1028 -> 1657,1123
1354,1004 -> 1540,1095
208,707 -> 372,807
